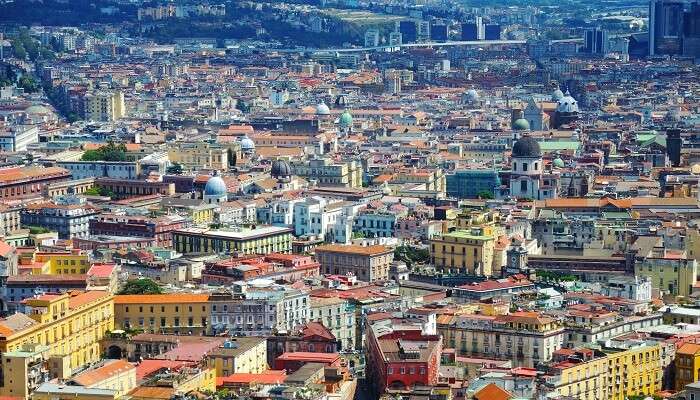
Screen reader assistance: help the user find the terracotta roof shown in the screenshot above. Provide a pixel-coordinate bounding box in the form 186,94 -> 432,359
114,294 -> 209,304
218,370 -> 287,386
474,383 -> 512,400
71,360 -> 135,387
314,244 -> 392,256
68,291 -> 110,309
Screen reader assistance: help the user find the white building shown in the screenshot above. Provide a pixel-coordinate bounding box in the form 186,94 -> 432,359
602,276 -> 652,302
0,125 -> 39,152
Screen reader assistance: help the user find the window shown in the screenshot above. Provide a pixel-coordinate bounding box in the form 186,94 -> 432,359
521,180 -> 528,192
522,163 -> 528,171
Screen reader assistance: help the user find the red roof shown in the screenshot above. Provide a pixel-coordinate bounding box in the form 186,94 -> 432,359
88,263 -> 115,278
275,352 -> 340,363
474,383 -> 512,400
136,360 -> 192,380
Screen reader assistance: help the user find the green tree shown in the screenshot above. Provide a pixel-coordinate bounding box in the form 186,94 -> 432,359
18,76 -> 39,93
12,42 -> 27,59
394,245 -> 430,268
84,187 -> 101,196
476,190 -> 494,199
80,142 -> 127,161
118,278 -> 163,295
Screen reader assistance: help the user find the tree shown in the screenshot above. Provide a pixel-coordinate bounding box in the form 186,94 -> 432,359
118,278 -> 163,295
18,76 -> 39,93
476,190 -> 494,199
80,141 -> 128,161
394,245 -> 430,268
84,187 -> 101,196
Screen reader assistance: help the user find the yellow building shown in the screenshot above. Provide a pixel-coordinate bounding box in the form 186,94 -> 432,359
206,337 -> 268,377
161,199 -> 217,225
291,159 -> 362,188
0,343 -> 50,399
546,344 -> 662,400
128,366 -> 216,399
0,291 -> 113,380
167,142 -> 229,171
113,294 -> 210,335
634,255 -> 697,297
172,226 -> 293,255
675,342 -> 700,389
85,91 -> 125,122
18,251 -> 90,275
430,226 -> 496,276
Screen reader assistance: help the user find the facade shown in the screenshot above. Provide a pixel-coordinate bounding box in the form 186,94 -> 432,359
676,342 -> 700,389
446,170 -> 500,199
352,211 -> 397,239
0,166 -> 70,199
20,197 -> 99,239
89,214 -> 186,248
0,125 -> 39,152
509,136 -> 558,200
167,142 -> 229,171
2,274 -> 87,313
93,178 -> 175,198
0,343 -> 50,399
209,287 -> 309,336
206,337 -> 268,377
84,90 -> 125,122
543,344 -> 662,400
0,291 -> 114,372
430,226 -> 496,276
172,226 -> 293,255
69,359 -> 136,398
438,311 -> 565,368
57,161 -> 139,180
291,159 -> 362,188
635,253 -> 697,297
113,294 -> 210,335
315,244 -> 394,282
309,296 -> 356,350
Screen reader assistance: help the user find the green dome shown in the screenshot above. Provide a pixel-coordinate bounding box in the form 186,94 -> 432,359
339,111 -> 353,127
513,118 -> 530,131
553,158 -> 565,168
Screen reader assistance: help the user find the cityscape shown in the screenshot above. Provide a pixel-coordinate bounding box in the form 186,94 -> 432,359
0,0 -> 699,399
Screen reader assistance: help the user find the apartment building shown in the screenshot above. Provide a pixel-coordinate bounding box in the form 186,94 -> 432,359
309,296 -> 356,350
291,158 -> 362,188
430,226 -> 496,276
113,294 -> 210,335
438,311 -> 565,368
84,91 -> 125,122
166,142 -> 229,171
205,337 -> 268,377
172,226 -> 293,255
315,244 -> 394,282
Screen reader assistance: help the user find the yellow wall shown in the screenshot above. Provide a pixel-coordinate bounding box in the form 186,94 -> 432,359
430,227 -> 496,276
113,295 -> 210,335
207,340 -> 268,377
0,292 -> 114,373
35,253 -> 90,275
675,345 -> 700,389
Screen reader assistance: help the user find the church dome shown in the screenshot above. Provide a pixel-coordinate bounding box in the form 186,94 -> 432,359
315,102 -> 330,116
513,118 -> 530,131
553,157 -> 565,168
512,136 -> 541,158
556,91 -> 579,113
240,135 -> 255,151
552,89 -> 564,101
339,110 -> 353,127
271,159 -> 292,178
204,174 -> 227,197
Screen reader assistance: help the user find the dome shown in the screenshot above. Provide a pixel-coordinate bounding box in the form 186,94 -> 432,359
339,110 -> 353,127
315,102 -> 330,116
25,105 -> 52,114
553,157 -> 565,168
512,136 -> 541,158
240,135 -> 255,151
551,89 -> 564,101
271,159 -> 292,178
556,91 -> 579,113
513,118 -> 530,131
204,175 -> 227,197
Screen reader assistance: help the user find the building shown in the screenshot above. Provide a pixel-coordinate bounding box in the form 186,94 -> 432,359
0,291 -> 113,374
167,142 -> 229,171
315,244 -> 394,282
309,296 -> 356,350
430,226 -> 496,276
675,342 -> 700,389
113,293 -> 210,335
209,286 -> 309,336
0,125 -> 39,152
365,321 -> 442,395
84,90 -> 125,122
484,24 -> 501,40
398,20 -> 417,43
93,178 -> 175,199
430,23 -> 448,41
649,0 -> 686,56
89,214 -> 186,248
446,170 -> 500,199
2,274 -> 87,313
0,166 -> 70,199
542,344 -> 662,400
20,197 -> 99,239
57,161 -> 139,180
205,337 -> 267,377
69,359 -> 136,398
291,159 -> 362,188
584,27 -> 609,54
438,311 -> 564,368
364,30 -> 380,47
461,17 -> 484,40
172,226 -> 293,255
509,135 -> 558,200
0,343 -> 50,399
